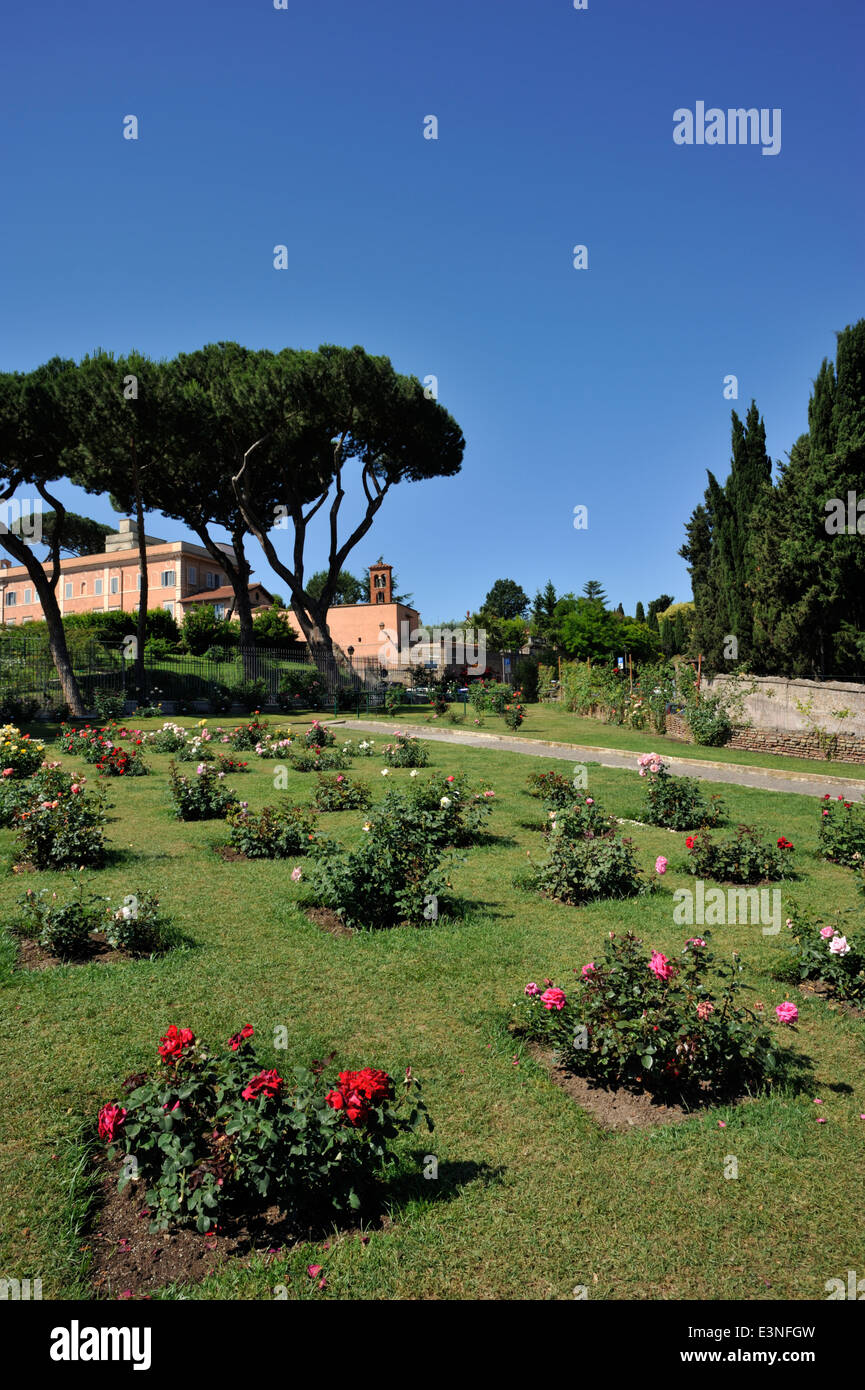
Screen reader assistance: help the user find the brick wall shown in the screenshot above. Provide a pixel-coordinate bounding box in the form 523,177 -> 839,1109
664,710 -> 865,763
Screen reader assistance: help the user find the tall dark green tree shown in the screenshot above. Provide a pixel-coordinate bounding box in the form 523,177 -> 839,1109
482,578 -> 530,620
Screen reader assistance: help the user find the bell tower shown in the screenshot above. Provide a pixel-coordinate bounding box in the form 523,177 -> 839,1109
369,559 -> 393,605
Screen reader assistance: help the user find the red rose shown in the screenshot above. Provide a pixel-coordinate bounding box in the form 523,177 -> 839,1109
325,1068 -> 392,1125
241,1069 -> 283,1101
158,1025 -> 195,1064
685,836 -> 695,849
228,1024 -> 254,1051
98,1102 -> 127,1143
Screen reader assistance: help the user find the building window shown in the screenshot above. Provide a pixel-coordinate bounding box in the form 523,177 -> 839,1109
163,601 -> 175,616
188,566 -> 197,585
94,579 -> 103,596
205,571 -> 222,589
64,582 -> 73,599
5,592 -> 16,607
5,617 -> 14,625
137,572 -> 142,590
214,603 -> 226,619
161,570 -> 176,588
110,577 -> 119,595
24,588 -> 32,604
376,592 -> 384,604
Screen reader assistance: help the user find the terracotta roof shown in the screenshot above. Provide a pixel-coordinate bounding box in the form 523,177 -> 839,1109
181,583 -> 272,605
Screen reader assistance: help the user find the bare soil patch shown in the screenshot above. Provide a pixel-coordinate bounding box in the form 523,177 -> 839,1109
305,906 -> 354,937
86,1159 -> 385,1299
16,932 -> 130,971
528,1044 -> 753,1131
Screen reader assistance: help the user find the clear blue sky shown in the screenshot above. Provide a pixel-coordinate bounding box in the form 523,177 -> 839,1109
2,0 -> 863,622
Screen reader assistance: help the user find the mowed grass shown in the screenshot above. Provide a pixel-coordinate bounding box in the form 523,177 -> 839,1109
1,715 -> 864,1301
362,701 -> 865,782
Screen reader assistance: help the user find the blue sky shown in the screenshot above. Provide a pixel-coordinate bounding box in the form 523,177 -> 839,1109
2,0 -> 863,622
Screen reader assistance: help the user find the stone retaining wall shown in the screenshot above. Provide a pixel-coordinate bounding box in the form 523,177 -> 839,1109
664,710 -> 865,764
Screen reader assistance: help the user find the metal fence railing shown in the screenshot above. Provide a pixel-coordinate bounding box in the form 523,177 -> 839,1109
0,643 -> 391,715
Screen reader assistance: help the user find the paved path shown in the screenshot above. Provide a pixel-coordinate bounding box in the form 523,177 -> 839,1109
336,719 -> 865,802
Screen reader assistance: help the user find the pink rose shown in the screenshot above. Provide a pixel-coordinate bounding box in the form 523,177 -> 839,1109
655,856 -> 668,875
585,797 -> 594,805
291,867 -> 302,882
540,987 -> 567,1011
696,1001 -> 714,1020
819,926 -> 835,939
775,1001 -> 799,1024
829,935 -> 850,956
524,982 -> 539,996
649,951 -> 675,981
581,962 -> 596,978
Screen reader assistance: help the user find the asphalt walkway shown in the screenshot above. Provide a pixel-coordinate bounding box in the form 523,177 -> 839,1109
336,719 -> 865,802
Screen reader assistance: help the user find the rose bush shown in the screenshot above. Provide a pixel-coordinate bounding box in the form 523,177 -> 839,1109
512,931 -> 785,1100
98,1026 -> 432,1232
638,754 -> 724,831
226,802 -> 317,858
0,724 -> 45,778
683,826 -> 796,883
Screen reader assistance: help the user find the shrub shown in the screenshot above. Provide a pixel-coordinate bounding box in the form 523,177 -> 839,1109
0,725 -> 46,778
313,775 -> 373,813
469,681 -> 512,715
15,783 -> 108,870
305,833 -> 449,930
277,668 -> 325,710
167,762 -> 238,821
382,731 -> 429,767
134,699 -> 164,718
817,794 -> 865,868
93,689 -> 127,722
95,745 -> 148,777
341,737 -> 376,758
252,734 -> 295,759
98,1025 -> 432,1232
511,931 -> 784,1100
544,796 -> 616,840
683,826 -> 796,883
231,715 -> 270,750
302,720 -> 336,748
526,769 -> 583,808
144,638 -> 175,662
226,802 -> 317,858
0,694 -> 39,723
516,831 -> 646,905
503,697 -> 526,730
384,684 -> 405,714
18,883 -> 104,958
0,775 -> 30,827
638,753 -> 724,830
684,694 -> 732,747
780,910 -> 865,1003
289,746 -> 350,772
104,889 -> 177,956
515,658 -> 539,703
146,722 -> 188,754
214,752 -> 250,774
367,772 -> 495,849
231,678 -> 269,713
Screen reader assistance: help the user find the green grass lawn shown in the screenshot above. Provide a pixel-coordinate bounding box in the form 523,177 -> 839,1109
362,700 -> 865,781
1,714 -> 863,1301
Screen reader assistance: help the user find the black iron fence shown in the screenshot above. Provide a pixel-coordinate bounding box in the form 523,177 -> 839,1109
0,643 -> 391,716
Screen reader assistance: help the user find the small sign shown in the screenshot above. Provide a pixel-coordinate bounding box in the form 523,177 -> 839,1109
503,657 -> 511,671
617,657 -> 624,670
